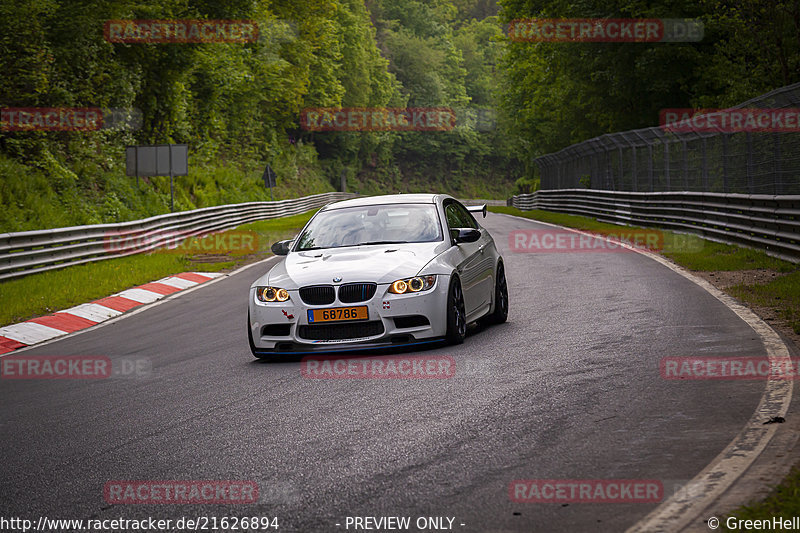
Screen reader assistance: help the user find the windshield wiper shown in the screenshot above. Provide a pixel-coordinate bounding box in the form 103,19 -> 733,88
355,240 -> 407,246
300,241 -> 406,250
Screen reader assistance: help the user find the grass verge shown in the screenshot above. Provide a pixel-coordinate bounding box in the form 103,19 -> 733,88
719,465 -> 800,531
0,210 -> 315,327
728,272 -> 800,339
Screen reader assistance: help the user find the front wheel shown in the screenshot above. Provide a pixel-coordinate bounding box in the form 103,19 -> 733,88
445,276 -> 467,344
486,261 -> 508,324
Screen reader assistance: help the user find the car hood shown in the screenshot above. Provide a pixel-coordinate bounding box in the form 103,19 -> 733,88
253,242 -> 448,288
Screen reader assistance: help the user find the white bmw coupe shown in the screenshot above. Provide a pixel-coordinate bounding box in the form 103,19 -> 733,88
247,194 -> 508,356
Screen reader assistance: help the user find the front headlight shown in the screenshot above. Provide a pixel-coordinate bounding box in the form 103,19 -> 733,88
388,275 -> 436,294
256,286 -> 291,302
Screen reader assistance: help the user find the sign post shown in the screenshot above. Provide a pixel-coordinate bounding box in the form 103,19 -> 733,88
126,144 -> 188,212
262,164 -> 276,201
169,144 -> 174,212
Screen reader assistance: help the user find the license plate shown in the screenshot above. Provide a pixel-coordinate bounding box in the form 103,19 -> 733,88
307,306 -> 369,323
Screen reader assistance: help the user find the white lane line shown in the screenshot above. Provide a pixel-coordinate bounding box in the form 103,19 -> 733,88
61,303 -> 123,322
499,212 -> 793,532
116,288 -> 164,304
625,251 -> 792,532
156,277 -> 198,289
194,271 -> 224,278
0,322 -> 68,344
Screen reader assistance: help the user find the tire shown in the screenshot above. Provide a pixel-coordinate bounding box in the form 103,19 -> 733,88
445,275 -> 467,345
486,261 -> 508,324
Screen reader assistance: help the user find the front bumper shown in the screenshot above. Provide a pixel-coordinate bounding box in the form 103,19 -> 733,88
248,277 -> 451,354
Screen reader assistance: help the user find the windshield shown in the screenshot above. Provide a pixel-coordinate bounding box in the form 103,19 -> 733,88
295,204 -> 442,251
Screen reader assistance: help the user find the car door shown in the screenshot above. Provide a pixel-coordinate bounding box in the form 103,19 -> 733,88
444,200 -> 492,317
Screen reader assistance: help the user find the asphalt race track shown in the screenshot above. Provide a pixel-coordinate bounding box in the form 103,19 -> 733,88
0,212 -> 768,532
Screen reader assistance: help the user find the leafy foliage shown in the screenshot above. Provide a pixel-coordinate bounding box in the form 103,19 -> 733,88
3,0 -> 790,230
0,0 -> 520,231
496,0 -> 800,183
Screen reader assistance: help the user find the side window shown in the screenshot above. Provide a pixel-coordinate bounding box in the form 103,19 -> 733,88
444,201 -> 479,244
453,203 -> 479,229
445,203 -> 462,230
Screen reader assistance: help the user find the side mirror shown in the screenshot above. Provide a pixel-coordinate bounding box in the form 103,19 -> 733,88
451,228 -> 481,244
270,240 -> 293,256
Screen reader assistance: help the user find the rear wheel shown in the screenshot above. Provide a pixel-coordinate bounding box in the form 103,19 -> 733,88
486,261 -> 508,324
445,276 -> 467,344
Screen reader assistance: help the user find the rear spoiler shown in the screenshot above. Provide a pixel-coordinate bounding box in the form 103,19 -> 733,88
466,204 -> 487,218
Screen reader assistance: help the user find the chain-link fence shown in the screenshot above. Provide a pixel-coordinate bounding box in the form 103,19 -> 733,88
536,83 -> 800,194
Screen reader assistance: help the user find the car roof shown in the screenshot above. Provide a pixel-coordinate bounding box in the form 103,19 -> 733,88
323,193 -> 446,210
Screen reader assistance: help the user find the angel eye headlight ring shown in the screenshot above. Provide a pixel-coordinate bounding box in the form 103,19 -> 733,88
391,280 -> 408,293
257,286 -> 291,302
389,275 -> 436,294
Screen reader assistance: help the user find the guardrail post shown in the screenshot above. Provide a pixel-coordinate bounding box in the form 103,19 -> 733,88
746,132 -> 754,194
648,144 -> 654,192
664,139 -> 670,191
722,134 -> 729,193
702,137 -> 709,191
169,146 -> 174,212
773,133 -> 782,195
682,140 -> 689,190
557,162 -> 562,189
566,158 -> 570,188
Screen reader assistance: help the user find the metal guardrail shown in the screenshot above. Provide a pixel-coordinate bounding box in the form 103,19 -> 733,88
508,189 -> 800,262
459,199 -> 507,207
0,192 -> 356,282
